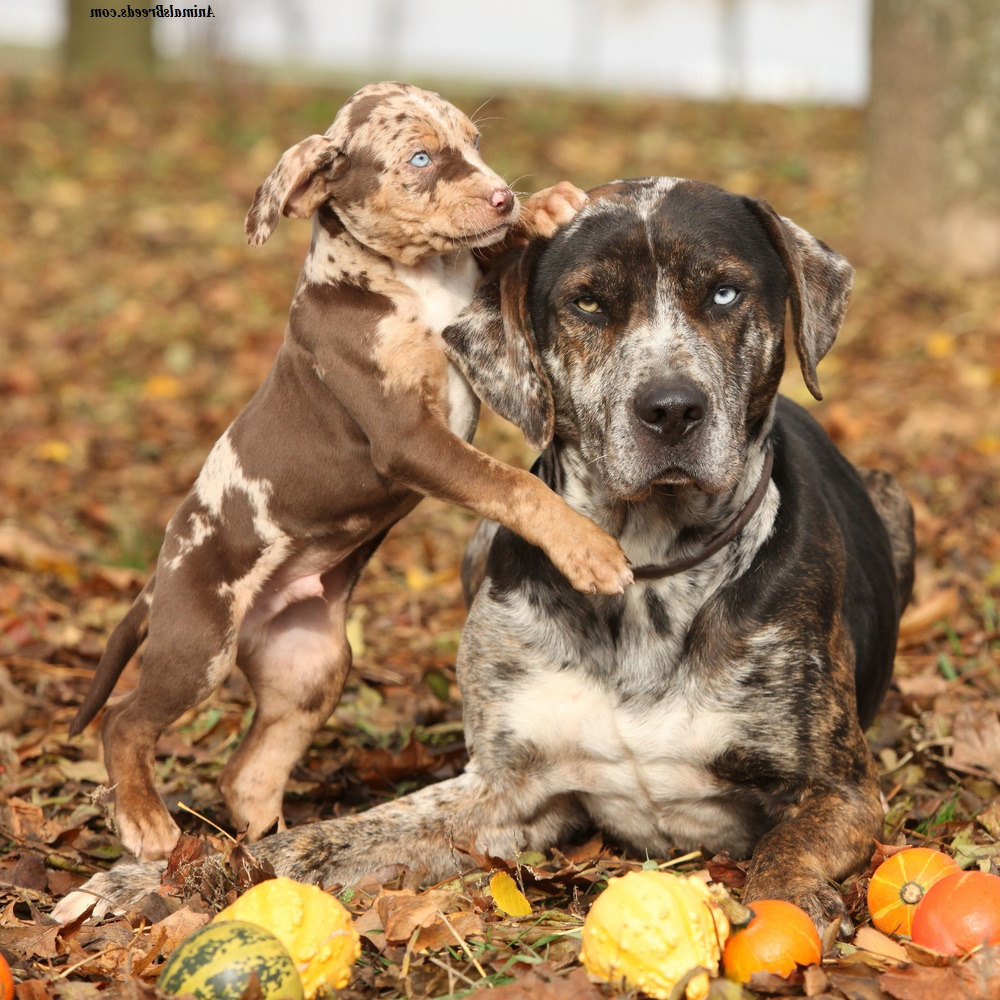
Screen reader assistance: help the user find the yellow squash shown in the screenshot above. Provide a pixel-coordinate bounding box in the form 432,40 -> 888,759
580,870 -> 730,1000
215,877 -> 360,997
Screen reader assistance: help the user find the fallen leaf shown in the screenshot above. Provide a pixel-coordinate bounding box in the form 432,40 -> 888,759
489,871 -> 532,917
486,964 -> 602,999
141,374 -> 184,400
353,734 -> 438,788
977,800 -> 1000,839
898,588 -> 961,639
802,963 -> 829,995
949,704 -> 1000,782
34,440 -> 72,464
150,905 -> 210,958
881,948 -> 1000,1000
373,887 -> 483,951
854,924 -> 908,964
706,851 -> 748,889
1,798 -> 67,845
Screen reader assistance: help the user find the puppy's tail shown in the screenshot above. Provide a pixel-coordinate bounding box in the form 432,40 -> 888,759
68,576 -> 155,736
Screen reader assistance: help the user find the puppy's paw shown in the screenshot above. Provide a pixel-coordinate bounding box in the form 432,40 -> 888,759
549,518 -> 633,595
522,181 -> 588,239
114,801 -> 181,861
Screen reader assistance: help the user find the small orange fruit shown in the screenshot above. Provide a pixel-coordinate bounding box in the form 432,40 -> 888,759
910,870 -> 1000,955
722,899 -> 822,982
866,847 -> 960,936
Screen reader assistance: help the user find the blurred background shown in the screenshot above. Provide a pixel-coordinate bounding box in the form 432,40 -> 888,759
3,0 -> 872,103
0,4 -> 998,971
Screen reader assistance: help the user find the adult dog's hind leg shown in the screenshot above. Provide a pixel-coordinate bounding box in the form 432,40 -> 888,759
252,767 -> 587,887
54,768 -> 587,922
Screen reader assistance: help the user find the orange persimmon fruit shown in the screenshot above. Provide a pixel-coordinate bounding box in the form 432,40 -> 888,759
910,869 -> 1000,955
722,899 -> 822,982
866,847 -> 960,936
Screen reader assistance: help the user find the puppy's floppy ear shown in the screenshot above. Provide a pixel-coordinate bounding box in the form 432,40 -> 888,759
245,135 -> 350,247
745,199 -> 854,400
443,242 -> 555,452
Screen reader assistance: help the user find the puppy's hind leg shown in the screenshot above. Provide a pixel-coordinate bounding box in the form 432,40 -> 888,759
221,567 -> 358,842
102,567 -> 237,861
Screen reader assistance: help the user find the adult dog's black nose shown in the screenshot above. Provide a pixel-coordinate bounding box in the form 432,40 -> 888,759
633,379 -> 708,446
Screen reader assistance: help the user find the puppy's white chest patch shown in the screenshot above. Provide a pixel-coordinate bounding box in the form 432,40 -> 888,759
393,252 -> 480,333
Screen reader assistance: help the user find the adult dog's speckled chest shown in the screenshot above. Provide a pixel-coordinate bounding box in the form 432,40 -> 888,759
461,564 -> 770,856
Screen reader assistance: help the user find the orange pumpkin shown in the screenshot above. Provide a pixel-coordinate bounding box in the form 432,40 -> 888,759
866,847 -> 960,936
722,899 -> 822,982
0,953 -> 13,1000
910,870 -> 1000,955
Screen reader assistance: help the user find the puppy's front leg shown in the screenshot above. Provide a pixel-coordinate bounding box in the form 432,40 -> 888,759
370,412 -> 631,595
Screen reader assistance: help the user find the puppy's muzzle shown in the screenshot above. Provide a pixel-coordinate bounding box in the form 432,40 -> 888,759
633,378 -> 708,447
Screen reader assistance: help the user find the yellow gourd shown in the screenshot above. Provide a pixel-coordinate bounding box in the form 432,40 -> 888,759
580,870 -> 730,1000
215,877 -> 360,997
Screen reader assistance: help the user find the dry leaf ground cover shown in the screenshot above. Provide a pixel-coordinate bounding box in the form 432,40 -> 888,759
0,72 -> 998,999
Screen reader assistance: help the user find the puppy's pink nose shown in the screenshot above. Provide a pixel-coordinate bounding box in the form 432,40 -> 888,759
491,187 -> 515,215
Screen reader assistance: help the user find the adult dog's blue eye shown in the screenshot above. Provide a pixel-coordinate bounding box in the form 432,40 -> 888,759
408,151 -> 431,167
713,285 -> 739,306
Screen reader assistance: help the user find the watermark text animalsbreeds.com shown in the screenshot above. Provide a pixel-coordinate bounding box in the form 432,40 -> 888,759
90,4 -> 215,17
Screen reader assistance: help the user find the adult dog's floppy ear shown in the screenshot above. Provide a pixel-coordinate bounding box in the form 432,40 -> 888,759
745,199 -> 854,400
443,242 -> 555,452
245,135 -> 349,247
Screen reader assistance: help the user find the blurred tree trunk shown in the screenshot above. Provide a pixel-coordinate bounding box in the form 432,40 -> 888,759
64,0 -> 157,77
863,0 -> 1000,276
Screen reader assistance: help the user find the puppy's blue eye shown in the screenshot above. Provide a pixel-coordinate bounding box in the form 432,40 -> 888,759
408,151 -> 431,167
713,285 -> 739,306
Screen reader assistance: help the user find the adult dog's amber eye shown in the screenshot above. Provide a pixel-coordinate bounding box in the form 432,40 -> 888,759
574,296 -> 601,314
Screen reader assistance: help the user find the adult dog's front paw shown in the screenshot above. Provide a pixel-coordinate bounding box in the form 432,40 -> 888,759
744,868 -> 850,937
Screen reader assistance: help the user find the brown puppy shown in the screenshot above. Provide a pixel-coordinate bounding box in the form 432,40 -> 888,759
67,82 -> 630,864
